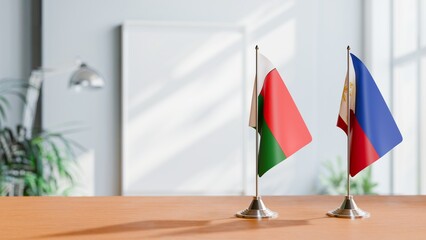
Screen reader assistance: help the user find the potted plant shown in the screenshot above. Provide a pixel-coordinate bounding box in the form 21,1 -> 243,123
319,156 -> 378,195
0,79 -> 80,196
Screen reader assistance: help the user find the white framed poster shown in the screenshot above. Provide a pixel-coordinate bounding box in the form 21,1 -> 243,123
121,21 -> 248,195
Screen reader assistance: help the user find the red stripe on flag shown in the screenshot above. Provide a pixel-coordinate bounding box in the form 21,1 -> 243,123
337,115 -> 348,134
350,116 -> 380,176
260,69 -> 311,157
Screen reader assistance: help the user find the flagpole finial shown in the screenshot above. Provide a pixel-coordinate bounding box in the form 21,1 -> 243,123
347,45 -> 351,51
255,45 -> 259,50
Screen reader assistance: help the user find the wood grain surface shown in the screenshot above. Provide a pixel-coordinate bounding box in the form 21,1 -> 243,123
0,196 -> 425,239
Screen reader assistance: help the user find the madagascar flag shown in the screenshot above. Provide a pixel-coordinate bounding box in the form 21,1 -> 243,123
337,53 -> 403,176
249,54 -> 311,177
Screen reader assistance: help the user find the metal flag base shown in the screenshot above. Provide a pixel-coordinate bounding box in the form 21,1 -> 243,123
327,195 -> 370,219
236,196 -> 278,219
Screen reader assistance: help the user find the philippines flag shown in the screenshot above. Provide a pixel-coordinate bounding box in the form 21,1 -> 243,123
337,53 -> 403,177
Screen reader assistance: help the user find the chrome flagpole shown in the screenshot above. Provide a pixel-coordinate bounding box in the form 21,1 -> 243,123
236,45 -> 277,219
327,46 -> 369,219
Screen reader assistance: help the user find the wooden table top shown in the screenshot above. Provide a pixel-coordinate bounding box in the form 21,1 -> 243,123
1,195 -> 425,239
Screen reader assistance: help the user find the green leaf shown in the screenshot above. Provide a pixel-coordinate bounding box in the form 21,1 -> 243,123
0,96 -> 11,108
24,173 -> 37,194
0,105 -> 6,123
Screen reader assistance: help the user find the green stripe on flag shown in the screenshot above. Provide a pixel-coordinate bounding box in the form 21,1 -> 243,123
257,95 -> 287,177
258,95 -> 264,133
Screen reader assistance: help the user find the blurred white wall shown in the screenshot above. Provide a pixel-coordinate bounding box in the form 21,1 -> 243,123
0,0 -> 32,127
42,0 -> 363,195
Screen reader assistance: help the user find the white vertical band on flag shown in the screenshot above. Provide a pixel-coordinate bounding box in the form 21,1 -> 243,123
338,56 -> 356,126
249,54 -> 276,127
256,54 -> 275,93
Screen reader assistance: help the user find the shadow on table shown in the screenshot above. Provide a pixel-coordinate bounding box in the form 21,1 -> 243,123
36,217 -> 316,238
153,218 -> 312,238
36,220 -> 210,238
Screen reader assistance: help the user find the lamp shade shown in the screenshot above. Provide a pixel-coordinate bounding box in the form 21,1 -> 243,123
69,63 -> 104,90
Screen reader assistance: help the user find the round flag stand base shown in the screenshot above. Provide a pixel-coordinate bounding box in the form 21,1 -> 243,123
236,196 -> 278,219
327,195 -> 370,219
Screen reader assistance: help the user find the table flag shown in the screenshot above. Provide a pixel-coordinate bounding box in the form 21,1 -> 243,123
249,54 -> 311,177
337,53 -> 403,176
